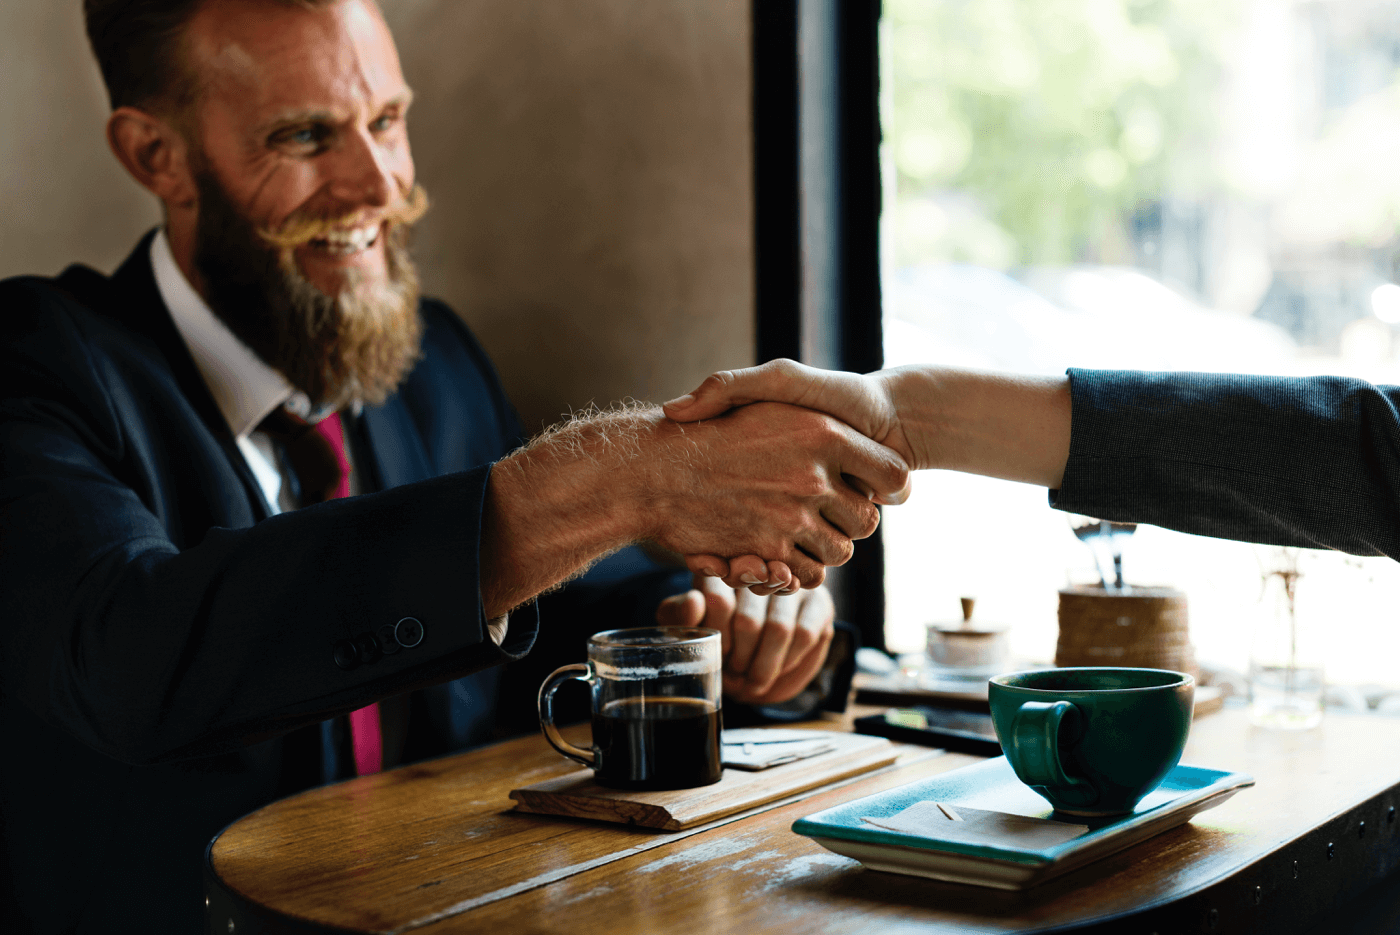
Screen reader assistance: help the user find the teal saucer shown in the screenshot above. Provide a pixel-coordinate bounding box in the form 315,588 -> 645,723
792,756 -> 1253,890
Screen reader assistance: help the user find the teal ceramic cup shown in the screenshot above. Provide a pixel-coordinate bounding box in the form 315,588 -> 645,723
988,668 -> 1194,816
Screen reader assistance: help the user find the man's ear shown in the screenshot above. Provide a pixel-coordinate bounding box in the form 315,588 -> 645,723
106,106 -> 197,209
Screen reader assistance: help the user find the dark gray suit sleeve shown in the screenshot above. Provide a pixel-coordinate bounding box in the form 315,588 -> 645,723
1050,368 -> 1400,558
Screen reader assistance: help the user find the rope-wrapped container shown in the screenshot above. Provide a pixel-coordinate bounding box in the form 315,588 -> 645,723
1055,586 -> 1197,677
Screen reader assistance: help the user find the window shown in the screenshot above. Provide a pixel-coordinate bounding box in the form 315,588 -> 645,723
879,0 -> 1400,688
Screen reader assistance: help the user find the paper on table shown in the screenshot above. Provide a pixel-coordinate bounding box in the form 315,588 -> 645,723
722,738 -> 836,770
861,801 -> 1089,849
721,728 -> 833,744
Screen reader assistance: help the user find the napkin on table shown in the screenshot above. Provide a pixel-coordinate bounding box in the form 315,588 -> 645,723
861,801 -> 1089,849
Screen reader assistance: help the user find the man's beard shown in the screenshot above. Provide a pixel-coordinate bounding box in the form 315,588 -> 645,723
191,170 -> 430,412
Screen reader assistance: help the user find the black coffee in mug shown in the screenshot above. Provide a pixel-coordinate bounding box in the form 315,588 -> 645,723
593,697 -> 723,790
539,627 -> 725,790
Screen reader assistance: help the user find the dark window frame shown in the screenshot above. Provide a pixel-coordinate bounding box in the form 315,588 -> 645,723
752,0 -> 886,650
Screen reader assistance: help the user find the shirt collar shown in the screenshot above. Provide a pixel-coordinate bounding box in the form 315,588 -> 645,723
151,228 -> 301,439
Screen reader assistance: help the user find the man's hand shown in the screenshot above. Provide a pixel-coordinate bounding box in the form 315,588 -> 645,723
654,574 -> 835,705
481,401 -> 909,617
633,401 -> 908,588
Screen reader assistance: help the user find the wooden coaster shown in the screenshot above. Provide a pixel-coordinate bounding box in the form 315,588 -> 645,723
510,732 -> 897,831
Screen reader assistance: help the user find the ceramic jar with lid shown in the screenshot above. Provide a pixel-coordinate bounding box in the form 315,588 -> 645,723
925,597 -> 1009,679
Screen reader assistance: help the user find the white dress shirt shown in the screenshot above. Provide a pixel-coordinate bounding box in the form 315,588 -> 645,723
152,230 -> 506,640
151,228 -> 308,513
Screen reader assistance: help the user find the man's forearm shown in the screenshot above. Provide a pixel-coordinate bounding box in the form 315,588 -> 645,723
884,366 -> 1072,487
480,408 -> 661,619
478,396 -> 903,616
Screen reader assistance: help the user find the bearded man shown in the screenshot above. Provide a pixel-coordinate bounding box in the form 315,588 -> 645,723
0,0 -> 911,930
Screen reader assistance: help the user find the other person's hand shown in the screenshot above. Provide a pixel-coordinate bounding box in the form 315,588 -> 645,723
654,573 -> 835,705
663,359 -> 921,471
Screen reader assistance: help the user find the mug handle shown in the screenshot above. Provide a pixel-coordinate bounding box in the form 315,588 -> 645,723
538,663 -> 596,767
1008,700 -> 1097,807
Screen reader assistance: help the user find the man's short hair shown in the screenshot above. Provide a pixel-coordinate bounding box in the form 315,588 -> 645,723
83,0 -> 333,113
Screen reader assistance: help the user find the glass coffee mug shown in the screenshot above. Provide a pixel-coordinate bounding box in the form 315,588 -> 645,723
538,627 -> 723,790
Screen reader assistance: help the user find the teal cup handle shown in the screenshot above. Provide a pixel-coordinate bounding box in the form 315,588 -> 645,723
1007,701 -> 1097,808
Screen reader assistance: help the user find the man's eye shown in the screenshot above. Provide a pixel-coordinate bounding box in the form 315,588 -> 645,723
369,115 -> 396,133
272,125 -> 329,151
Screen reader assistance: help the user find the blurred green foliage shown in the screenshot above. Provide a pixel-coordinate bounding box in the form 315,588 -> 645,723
885,0 -> 1234,267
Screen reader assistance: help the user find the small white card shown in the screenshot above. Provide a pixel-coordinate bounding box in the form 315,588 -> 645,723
721,737 -> 836,770
861,801 -> 1089,849
721,728 -> 833,745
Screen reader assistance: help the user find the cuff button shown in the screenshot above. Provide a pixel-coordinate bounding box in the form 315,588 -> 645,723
377,623 -> 401,654
354,632 -> 382,665
395,616 -> 424,648
333,639 -> 359,670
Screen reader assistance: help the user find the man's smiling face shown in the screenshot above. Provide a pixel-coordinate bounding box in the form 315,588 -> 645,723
132,0 -> 432,410
186,0 -> 416,298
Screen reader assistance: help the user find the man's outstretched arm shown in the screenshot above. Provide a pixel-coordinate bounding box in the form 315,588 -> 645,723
479,400 -> 910,618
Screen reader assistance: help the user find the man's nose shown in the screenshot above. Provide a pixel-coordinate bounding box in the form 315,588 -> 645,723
327,129 -> 397,208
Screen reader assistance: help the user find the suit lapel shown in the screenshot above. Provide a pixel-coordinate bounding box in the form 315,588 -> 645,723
89,234 -> 437,508
95,232 -> 273,521
359,391 -> 435,492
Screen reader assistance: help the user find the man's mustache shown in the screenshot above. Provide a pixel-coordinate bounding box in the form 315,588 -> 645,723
256,184 -> 430,251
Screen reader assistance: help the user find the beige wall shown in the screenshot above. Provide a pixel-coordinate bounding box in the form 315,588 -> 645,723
0,3 -> 163,280
0,0 -> 754,433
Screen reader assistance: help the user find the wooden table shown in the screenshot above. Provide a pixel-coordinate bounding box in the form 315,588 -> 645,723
206,708 -> 1400,934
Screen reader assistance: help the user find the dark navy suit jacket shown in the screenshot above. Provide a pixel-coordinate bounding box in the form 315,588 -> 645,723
0,234 -> 687,933
1055,369 -> 1400,557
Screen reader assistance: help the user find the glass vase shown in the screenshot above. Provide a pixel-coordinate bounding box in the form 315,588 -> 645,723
1248,549 -> 1323,730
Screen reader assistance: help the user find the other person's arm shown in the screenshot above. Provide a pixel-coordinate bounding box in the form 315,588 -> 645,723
663,358 -> 1071,483
664,359 -> 1400,568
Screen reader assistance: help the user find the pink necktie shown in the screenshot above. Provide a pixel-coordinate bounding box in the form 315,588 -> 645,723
313,413 -> 383,777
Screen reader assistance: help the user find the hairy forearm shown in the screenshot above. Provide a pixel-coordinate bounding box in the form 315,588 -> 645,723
481,394 -> 898,612
479,406 -> 668,619
883,366 -> 1071,487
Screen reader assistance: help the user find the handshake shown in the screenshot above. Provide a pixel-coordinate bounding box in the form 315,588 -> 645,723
656,357 -> 1072,595
486,358 -> 1071,704
654,360 -> 915,597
